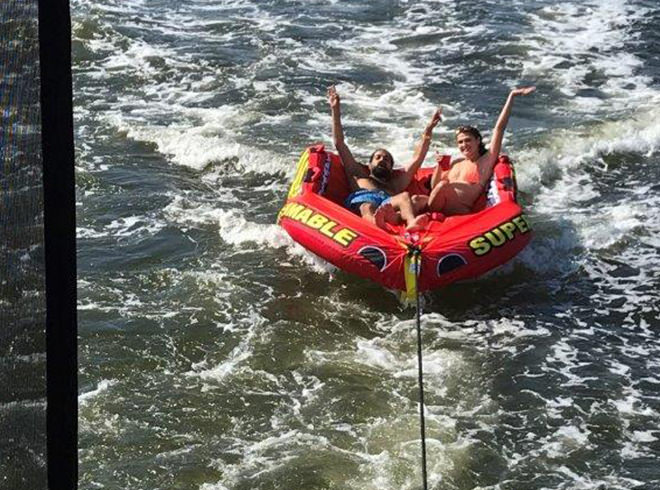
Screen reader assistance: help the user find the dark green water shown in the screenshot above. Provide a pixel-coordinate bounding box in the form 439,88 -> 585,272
1,0 -> 46,487
72,1 -> 660,488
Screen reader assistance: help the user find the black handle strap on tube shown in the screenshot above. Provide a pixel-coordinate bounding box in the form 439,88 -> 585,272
411,248 -> 428,490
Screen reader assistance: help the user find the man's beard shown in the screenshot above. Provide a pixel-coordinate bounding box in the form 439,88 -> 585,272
370,165 -> 391,184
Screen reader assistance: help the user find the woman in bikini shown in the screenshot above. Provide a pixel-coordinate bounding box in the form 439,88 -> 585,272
427,86 -> 536,216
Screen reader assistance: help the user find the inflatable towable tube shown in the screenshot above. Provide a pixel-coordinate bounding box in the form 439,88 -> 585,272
278,144 -> 532,300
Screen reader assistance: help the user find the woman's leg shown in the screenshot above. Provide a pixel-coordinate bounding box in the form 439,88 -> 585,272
428,181 -> 449,212
412,194 -> 428,215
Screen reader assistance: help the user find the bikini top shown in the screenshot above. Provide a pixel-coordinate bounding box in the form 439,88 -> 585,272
450,159 -> 482,186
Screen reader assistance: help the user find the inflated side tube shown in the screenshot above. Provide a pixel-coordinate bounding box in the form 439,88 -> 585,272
278,145 -> 531,298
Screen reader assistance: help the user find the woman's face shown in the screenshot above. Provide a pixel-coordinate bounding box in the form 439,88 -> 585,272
456,131 -> 480,160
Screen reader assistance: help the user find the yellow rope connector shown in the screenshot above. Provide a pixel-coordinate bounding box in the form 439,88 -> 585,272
400,247 -> 421,305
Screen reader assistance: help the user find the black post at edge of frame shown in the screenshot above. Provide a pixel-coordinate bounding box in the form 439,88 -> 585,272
39,0 -> 78,487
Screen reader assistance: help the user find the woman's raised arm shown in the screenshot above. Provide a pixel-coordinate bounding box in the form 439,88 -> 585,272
392,108 -> 442,193
488,86 -> 536,158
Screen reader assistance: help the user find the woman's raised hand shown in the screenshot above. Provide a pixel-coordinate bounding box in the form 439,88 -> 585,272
511,86 -> 536,97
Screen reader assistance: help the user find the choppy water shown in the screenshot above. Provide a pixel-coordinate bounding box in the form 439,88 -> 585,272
73,1 -> 660,488
1,0 -> 46,486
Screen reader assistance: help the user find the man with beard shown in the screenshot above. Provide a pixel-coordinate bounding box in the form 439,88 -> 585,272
328,86 -> 441,231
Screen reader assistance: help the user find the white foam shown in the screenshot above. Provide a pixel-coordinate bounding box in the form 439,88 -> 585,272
184,309 -> 270,387
193,346 -> 252,383
552,424 -> 590,447
522,1 -> 651,109
514,101 -> 660,275
216,209 -> 288,248
79,379 -> 119,404
611,393 -> 658,417
77,226 -> 108,239
578,202 -> 642,250
204,428 -> 387,489
163,195 -> 236,228
78,214 -> 167,241
632,431 -> 658,443
109,108 -> 291,172
106,215 -> 165,238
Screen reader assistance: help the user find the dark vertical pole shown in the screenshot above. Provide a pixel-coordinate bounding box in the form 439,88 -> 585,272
38,0 -> 78,488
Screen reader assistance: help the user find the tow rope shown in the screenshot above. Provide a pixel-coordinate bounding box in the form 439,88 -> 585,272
410,247 -> 428,490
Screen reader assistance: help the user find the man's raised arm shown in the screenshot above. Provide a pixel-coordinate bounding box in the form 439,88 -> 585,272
328,86 -> 363,185
392,108 -> 442,193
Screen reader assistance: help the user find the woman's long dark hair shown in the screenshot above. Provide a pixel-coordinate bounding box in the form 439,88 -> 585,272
456,126 -> 487,156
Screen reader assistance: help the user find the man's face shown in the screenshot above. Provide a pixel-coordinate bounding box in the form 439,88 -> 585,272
369,150 -> 394,182
370,150 -> 393,171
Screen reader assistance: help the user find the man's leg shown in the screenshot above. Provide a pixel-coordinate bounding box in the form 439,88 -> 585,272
359,202 -> 397,230
358,202 -> 377,225
387,192 -> 429,231
367,197 -> 395,229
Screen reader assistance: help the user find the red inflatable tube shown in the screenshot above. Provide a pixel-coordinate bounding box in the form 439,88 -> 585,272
278,145 -> 532,299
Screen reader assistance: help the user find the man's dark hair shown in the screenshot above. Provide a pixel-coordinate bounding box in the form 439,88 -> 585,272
368,148 -> 394,167
456,126 -> 488,156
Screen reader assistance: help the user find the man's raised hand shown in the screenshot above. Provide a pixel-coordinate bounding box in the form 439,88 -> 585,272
429,107 -> 442,129
327,85 -> 340,111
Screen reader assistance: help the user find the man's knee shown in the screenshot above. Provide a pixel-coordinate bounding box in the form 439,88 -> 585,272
392,191 -> 410,204
359,202 -> 377,218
